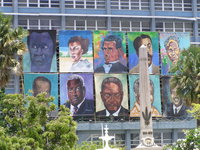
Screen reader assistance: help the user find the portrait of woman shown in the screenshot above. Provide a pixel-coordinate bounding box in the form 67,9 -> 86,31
68,36 -> 92,72
59,30 -> 93,72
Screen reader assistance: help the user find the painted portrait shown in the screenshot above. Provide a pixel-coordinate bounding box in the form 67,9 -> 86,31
60,73 -> 94,116
59,30 -> 93,72
94,31 -> 127,73
162,77 -> 190,119
128,32 -> 159,74
160,32 -> 190,75
129,75 -> 162,117
24,73 -> 58,106
23,30 -> 57,73
95,74 -> 129,117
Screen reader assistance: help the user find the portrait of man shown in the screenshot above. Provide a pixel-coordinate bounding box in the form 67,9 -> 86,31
164,36 -> 180,64
167,87 -> 189,118
94,34 -> 127,73
24,73 -> 58,106
130,78 -> 161,117
160,32 -> 190,75
68,36 -> 93,72
63,74 -> 94,116
32,76 -> 51,97
59,30 -> 93,72
96,76 -> 129,117
129,34 -> 159,74
24,30 -> 57,72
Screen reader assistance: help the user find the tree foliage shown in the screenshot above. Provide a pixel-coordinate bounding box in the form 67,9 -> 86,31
170,46 -> 200,105
0,13 -> 27,88
163,128 -> 200,150
0,93 -> 78,150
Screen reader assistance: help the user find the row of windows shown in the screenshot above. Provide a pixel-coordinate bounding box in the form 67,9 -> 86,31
89,131 -> 185,148
0,0 -> 195,11
18,17 -> 194,36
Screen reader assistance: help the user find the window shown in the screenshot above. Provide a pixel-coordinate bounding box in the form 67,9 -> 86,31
130,0 -> 140,10
141,0 -> 150,10
40,0 -> 49,7
29,0 -> 38,7
96,0 -> 105,9
131,133 -> 139,148
111,19 -> 120,31
155,0 -> 163,11
121,0 -> 129,10
86,0 -> 95,9
183,0 -> 192,11
65,0 -> 74,8
51,0 -> 59,7
2,0 -> 12,7
75,0 -> 85,8
164,0 -> 172,11
18,0 -> 27,7
174,0 -> 183,11
111,0 -> 119,10
156,22 -> 164,32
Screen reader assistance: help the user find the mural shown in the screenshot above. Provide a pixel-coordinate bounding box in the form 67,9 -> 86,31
129,75 -> 162,117
94,31 -> 127,73
162,77 -> 190,119
23,30 -> 57,72
60,73 -> 94,116
128,32 -> 159,74
24,73 -> 58,106
160,32 -> 190,75
95,74 -> 129,117
59,30 -> 93,72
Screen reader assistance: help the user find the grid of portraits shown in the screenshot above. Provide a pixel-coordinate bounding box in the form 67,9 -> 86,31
23,30 -> 191,119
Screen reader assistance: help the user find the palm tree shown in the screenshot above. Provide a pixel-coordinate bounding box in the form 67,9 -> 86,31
0,13 -> 27,89
170,46 -> 200,105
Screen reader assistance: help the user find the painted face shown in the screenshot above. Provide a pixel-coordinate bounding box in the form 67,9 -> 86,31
166,40 -> 180,63
33,80 -> 50,97
135,83 -> 154,105
101,82 -> 123,113
67,79 -> 85,106
29,32 -> 54,71
141,38 -> 153,66
103,41 -> 120,64
69,42 -> 83,62
171,89 -> 182,107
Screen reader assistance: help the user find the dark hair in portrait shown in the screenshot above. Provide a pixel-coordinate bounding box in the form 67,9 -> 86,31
68,36 -> 89,54
133,34 -> 152,56
27,30 -> 56,51
101,35 -> 122,50
133,78 -> 154,94
101,77 -> 123,92
27,30 -> 56,72
32,76 -> 51,97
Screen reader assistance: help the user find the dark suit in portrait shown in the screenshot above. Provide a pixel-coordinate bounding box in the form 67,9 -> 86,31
167,103 -> 189,118
65,99 -> 94,115
96,106 -> 129,116
95,62 -> 127,73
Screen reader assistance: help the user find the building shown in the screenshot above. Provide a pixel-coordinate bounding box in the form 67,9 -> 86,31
0,0 -> 197,149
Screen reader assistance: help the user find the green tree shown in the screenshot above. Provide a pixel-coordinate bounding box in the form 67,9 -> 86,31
0,93 -> 78,150
0,13 -> 27,88
170,46 -> 200,105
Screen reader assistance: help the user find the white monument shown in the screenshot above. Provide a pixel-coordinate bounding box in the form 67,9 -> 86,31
133,45 -> 162,150
97,125 -> 119,150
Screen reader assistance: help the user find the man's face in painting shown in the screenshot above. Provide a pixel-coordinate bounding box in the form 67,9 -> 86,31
28,32 -> 54,71
67,79 -> 85,106
101,82 -> 123,114
140,37 -> 153,67
103,41 -> 120,64
33,79 -> 50,97
166,39 -> 180,64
